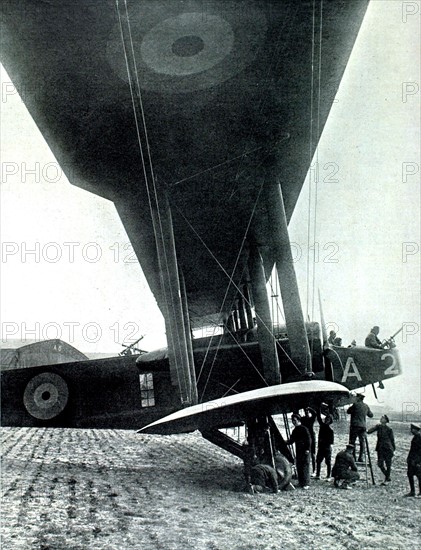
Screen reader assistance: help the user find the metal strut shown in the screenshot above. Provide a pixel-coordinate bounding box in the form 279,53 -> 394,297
248,241 -> 281,386
116,3 -> 196,406
265,182 -> 312,376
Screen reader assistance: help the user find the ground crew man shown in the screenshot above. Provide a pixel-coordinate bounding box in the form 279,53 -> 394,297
314,410 -> 334,479
367,414 -> 395,484
249,464 -> 279,493
347,394 -> 373,462
285,414 -> 311,489
332,444 -> 360,489
405,423 -> 421,497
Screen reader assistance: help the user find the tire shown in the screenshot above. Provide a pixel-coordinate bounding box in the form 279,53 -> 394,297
274,453 -> 293,490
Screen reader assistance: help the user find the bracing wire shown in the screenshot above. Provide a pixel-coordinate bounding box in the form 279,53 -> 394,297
176,205 -> 302,384
305,0 -> 317,322
115,0 -> 187,397
177,129 -> 292,387
179,206 -> 303,394
311,0 -> 324,324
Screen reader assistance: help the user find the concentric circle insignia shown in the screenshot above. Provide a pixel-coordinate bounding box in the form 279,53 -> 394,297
23,372 -> 69,420
140,13 -> 234,77
106,4 -> 267,93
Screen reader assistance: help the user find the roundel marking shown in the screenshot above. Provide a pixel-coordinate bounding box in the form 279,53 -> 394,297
106,6 -> 267,93
140,13 -> 234,77
23,372 -> 69,420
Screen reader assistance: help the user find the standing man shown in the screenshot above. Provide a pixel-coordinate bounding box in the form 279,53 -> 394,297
285,414 -> 311,489
332,444 -> 360,489
314,410 -> 335,480
301,407 -> 317,473
404,423 -> 421,497
347,394 -> 374,462
365,326 -> 384,349
367,415 -> 395,484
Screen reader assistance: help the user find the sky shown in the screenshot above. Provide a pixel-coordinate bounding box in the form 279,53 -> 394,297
1,1 -> 420,413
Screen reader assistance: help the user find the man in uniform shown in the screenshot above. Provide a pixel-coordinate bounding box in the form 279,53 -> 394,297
285,413 -> 311,489
332,444 -> 360,489
347,394 -> 374,462
301,407 -> 317,473
365,326 -> 384,349
367,414 -> 395,484
404,423 -> 421,497
328,330 -> 337,345
314,410 -> 335,480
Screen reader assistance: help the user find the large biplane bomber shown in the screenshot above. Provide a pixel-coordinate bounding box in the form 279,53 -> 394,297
1,1 -> 403,470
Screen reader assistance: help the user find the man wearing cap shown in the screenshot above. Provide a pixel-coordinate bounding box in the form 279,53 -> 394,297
347,393 -> 374,462
332,444 -> 360,489
367,415 -> 395,484
405,423 -> 421,497
285,414 -> 311,489
365,326 -> 384,349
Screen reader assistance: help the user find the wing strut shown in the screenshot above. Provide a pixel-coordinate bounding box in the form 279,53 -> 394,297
154,195 -> 197,406
180,270 -> 198,404
265,181 -> 312,376
116,2 -> 196,406
248,241 -> 281,385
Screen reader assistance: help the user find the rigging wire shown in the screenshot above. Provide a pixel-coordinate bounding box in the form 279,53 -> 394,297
115,0 -> 187,397
311,0 -> 324,323
116,1 -> 318,396
189,179 -> 265,384
200,325 -> 270,402
176,204 -> 302,383
178,205 -> 303,396
304,0 -> 324,371
305,0 -> 317,322
169,145 -> 266,187
177,129 -> 291,387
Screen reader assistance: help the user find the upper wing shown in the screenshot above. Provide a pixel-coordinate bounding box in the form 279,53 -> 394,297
137,380 -> 349,434
1,0 -> 369,325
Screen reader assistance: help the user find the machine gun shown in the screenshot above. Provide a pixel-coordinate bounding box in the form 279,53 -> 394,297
382,326 -> 403,349
119,336 -> 146,356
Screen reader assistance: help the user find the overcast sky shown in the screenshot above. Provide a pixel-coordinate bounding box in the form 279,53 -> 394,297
1,1 -> 420,413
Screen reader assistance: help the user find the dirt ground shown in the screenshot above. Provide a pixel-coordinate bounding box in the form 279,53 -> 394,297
1,420 -> 420,550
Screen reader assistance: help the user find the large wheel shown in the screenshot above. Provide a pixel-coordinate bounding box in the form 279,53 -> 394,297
23,372 -> 69,420
274,453 -> 293,490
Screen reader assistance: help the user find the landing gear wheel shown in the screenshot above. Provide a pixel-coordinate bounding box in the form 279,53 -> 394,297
274,454 -> 293,490
23,372 -> 69,420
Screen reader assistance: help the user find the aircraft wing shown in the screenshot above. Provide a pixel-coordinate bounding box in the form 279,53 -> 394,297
1,0 -> 369,326
138,380 -> 349,434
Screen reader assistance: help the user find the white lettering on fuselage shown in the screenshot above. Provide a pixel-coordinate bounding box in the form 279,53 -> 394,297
341,357 -> 362,383
382,353 -> 400,375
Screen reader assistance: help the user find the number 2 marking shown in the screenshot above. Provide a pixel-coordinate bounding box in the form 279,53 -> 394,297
382,353 -> 399,375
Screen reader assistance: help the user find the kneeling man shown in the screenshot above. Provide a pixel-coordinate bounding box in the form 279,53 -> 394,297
332,443 -> 360,489
249,464 -> 280,493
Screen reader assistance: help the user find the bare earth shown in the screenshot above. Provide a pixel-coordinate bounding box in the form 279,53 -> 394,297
1,421 -> 420,550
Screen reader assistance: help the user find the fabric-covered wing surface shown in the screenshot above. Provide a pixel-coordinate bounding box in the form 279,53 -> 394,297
1,0 -> 369,326
138,380 -> 349,434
